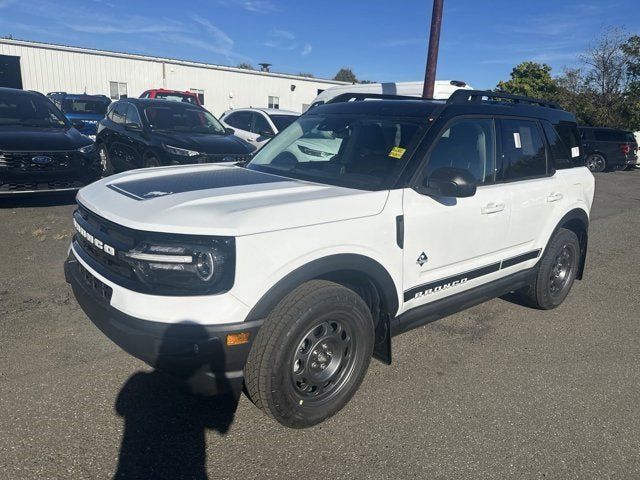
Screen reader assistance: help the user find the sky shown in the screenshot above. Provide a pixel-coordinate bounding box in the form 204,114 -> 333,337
0,0 -> 639,89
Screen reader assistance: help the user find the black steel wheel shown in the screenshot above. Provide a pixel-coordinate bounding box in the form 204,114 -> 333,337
518,228 -> 580,310
586,153 -> 606,172
244,280 -> 374,428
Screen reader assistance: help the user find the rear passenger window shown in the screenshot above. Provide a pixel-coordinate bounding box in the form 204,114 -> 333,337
593,129 -> 628,142
111,103 -> 127,125
500,119 -> 546,179
426,117 -> 496,184
542,121 -> 583,169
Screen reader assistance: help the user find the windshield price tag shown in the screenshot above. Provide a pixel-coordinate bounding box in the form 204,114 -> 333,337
388,147 -> 406,159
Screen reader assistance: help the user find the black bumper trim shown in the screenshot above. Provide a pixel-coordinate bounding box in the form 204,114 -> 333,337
65,254 -> 263,394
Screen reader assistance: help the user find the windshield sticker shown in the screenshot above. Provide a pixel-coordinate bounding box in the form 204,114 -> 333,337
388,147 -> 406,159
571,146 -> 580,158
513,132 -> 522,149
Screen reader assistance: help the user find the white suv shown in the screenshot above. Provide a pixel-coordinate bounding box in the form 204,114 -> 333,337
219,108 -> 299,151
65,90 -> 594,428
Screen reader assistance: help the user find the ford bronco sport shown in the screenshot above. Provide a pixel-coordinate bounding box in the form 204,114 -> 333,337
65,90 -> 594,428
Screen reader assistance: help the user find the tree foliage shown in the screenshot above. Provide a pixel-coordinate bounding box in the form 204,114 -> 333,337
333,68 -> 358,83
496,29 -> 640,131
236,63 -> 254,70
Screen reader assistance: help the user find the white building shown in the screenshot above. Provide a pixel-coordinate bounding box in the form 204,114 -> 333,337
0,38 -> 346,116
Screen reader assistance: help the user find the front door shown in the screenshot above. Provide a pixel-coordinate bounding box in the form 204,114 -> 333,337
402,117 -> 511,312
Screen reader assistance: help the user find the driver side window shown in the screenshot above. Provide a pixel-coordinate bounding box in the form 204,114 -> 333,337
425,117 -> 496,184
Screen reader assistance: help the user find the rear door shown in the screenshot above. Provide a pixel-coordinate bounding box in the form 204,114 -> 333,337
498,118 -> 566,270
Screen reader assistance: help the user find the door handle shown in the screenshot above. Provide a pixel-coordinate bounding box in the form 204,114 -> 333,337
547,192 -> 564,202
481,202 -> 505,214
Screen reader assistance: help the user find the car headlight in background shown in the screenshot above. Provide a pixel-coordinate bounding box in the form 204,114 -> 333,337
78,143 -> 97,154
123,238 -> 235,295
163,144 -> 201,157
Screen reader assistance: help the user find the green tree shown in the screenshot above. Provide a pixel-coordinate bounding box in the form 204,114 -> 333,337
496,61 -> 558,100
333,68 -> 357,83
297,72 -> 315,78
622,34 -> 640,130
236,63 -> 254,70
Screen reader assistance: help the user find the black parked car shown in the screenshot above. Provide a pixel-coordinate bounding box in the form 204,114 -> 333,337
95,99 -> 255,176
579,126 -> 638,172
0,87 -> 99,195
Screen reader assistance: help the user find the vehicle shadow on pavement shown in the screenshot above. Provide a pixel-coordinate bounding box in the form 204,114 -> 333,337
113,324 -> 240,480
0,191 -> 77,209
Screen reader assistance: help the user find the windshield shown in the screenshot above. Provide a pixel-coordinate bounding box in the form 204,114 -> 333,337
154,92 -> 198,104
0,92 -> 69,128
247,114 -> 423,190
144,105 -> 226,134
62,98 -> 109,116
271,114 -> 298,131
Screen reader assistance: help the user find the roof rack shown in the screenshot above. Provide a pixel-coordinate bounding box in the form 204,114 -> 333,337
326,92 -> 422,104
447,89 -> 559,109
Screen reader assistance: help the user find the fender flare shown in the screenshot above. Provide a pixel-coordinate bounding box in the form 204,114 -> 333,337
244,254 -> 400,322
546,208 -> 589,280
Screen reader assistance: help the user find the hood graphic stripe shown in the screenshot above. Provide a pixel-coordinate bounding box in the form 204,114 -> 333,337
107,167 -> 292,200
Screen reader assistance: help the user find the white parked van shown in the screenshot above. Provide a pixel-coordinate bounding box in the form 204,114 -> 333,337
309,80 -> 472,109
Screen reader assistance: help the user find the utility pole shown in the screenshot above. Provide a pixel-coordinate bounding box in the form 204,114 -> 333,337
422,0 -> 444,98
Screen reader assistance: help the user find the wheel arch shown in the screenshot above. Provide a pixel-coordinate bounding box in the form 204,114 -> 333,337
548,208 -> 589,280
244,253 -> 400,323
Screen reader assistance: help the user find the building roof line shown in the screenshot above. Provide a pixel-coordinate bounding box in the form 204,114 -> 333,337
0,37 -> 348,86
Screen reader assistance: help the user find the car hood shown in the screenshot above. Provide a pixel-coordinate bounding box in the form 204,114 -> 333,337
0,126 -> 88,151
77,164 -> 389,236
153,131 -> 254,154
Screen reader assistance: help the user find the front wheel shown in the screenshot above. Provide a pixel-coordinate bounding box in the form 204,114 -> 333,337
586,153 -> 606,172
244,280 -> 374,428
518,228 -> 580,310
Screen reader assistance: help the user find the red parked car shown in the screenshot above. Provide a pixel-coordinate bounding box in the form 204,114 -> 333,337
139,89 -> 202,106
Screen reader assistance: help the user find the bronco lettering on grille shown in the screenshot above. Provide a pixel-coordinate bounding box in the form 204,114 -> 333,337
73,218 -> 116,256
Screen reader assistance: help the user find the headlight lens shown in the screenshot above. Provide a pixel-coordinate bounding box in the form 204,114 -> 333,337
78,143 -> 96,154
163,144 -> 201,157
123,239 -> 234,295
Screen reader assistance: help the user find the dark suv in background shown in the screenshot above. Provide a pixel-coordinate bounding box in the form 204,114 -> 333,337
95,99 -> 254,176
47,92 -> 111,139
579,126 -> 638,172
0,88 -> 99,194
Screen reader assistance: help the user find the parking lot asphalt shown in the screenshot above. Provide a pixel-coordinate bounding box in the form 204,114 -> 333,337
1,170 -> 639,480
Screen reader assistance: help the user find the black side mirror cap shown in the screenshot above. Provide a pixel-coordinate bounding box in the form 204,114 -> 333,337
225,127 -> 235,135
416,166 -> 477,198
259,130 -> 275,138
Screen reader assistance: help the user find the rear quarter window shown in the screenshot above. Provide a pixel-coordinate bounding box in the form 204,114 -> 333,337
542,121 -> 583,169
593,129 -> 628,142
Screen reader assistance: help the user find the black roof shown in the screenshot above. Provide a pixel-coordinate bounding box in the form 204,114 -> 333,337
116,98 -> 205,109
0,87 -> 44,97
311,90 -> 576,124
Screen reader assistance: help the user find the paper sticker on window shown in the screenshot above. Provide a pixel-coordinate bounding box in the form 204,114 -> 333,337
389,147 -> 406,159
513,132 -> 522,149
571,146 -> 580,158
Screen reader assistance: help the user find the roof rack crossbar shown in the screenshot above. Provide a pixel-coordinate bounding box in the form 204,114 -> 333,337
447,89 -> 559,109
326,92 -> 421,104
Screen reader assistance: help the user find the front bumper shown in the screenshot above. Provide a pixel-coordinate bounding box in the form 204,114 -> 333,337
64,253 -> 262,395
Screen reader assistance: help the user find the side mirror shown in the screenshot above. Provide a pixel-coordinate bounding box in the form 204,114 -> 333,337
225,127 -> 235,135
259,130 -> 275,138
417,166 -> 477,198
124,122 -> 143,132
71,119 -> 85,129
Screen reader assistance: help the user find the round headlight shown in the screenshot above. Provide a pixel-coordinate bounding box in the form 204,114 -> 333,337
194,251 -> 215,281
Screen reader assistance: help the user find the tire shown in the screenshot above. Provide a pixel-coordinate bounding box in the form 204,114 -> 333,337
244,280 -> 374,428
586,153 -> 606,172
519,228 -> 580,310
97,144 -> 115,177
143,155 -> 160,168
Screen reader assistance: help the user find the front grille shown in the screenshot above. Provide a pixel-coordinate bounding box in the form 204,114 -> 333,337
0,179 -> 85,192
199,153 -> 253,164
0,151 -> 76,172
77,261 -> 113,302
74,205 -> 137,281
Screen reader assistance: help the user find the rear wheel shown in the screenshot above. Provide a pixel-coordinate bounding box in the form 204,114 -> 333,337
244,280 -> 374,428
586,153 -> 606,172
519,228 -> 580,310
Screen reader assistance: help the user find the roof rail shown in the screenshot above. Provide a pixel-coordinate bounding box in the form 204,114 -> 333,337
46,91 -> 67,96
326,92 -> 422,104
447,89 -> 559,109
